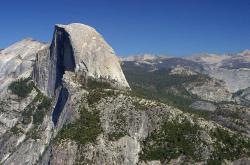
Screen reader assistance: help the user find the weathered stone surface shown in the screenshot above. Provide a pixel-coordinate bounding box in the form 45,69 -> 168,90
32,45 -> 50,95
190,101 -> 217,112
2,114 -> 53,165
170,65 -> 198,76
50,140 -> 77,165
186,79 -> 233,102
186,51 -> 250,92
208,68 -> 250,93
80,135 -> 141,165
0,38 -> 47,94
229,157 -> 250,165
56,23 -> 128,87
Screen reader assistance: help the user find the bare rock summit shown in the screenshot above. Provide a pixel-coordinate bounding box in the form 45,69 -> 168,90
34,23 -> 129,96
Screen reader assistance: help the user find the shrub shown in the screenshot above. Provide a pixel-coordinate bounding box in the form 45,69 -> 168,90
87,89 -> 115,105
107,132 -> 126,141
27,126 -> 40,140
33,109 -> 46,125
33,96 -> 52,125
21,106 -> 34,124
87,78 -> 112,89
8,78 -> 34,98
37,96 -> 52,110
10,124 -> 23,134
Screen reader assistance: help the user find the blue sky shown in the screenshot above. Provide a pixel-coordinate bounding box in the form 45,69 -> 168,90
0,0 -> 250,56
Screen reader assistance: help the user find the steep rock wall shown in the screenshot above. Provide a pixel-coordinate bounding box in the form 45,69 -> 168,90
0,39 -> 47,95
32,45 -> 50,94
53,23 -> 129,89
34,23 -> 129,97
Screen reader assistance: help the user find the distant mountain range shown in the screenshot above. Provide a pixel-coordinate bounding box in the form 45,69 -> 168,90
120,51 -> 250,93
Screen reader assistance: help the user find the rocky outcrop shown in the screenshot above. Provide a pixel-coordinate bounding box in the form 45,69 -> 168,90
3,115 -> 53,165
50,140 -> 77,165
0,38 -> 47,94
208,68 -> 250,93
185,79 -> 233,102
32,45 -> 50,94
120,54 -> 169,62
186,52 -> 250,92
0,85 -> 53,165
190,101 -> 217,112
169,65 -> 197,76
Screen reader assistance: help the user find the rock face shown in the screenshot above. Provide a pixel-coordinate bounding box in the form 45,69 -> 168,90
0,38 -> 47,94
190,101 -> 217,112
169,65 -> 197,76
32,45 -> 50,94
120,54 -> 169,62
185,79 -> 233,102
186,51 -> 250,92
208,68 -> 250,93
33,23 -> 129,96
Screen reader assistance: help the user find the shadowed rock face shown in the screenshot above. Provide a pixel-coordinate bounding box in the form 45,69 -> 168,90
54,23 -> 129,89
52,87 -> 69,125
50,27 -> 76,92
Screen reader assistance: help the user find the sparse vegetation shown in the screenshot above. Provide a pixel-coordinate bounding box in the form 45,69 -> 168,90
56,106 -> 102,145
21,106 -> 34,124
33,95 -> 52,125
33,109 -> 46,125
10,124 -> 23,135
208,128 -> 250,164
87,78 -> 112,90
37,96 -> 53,110
87,89 -> 115,105
27,125 -> 41,140
86,78 -> 116,105
124,67 -> 211,118
17,85 -> 53,140
140,118 -> 203,162
107,132 -> 126,141
133,100 -> 148,111
140,115 -> 250,164
21,93 -> 52,126
8,77 -> 34,98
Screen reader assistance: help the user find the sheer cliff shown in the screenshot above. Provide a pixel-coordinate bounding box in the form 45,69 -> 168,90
33,23 -> 129,96
0,38 -> 47,95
